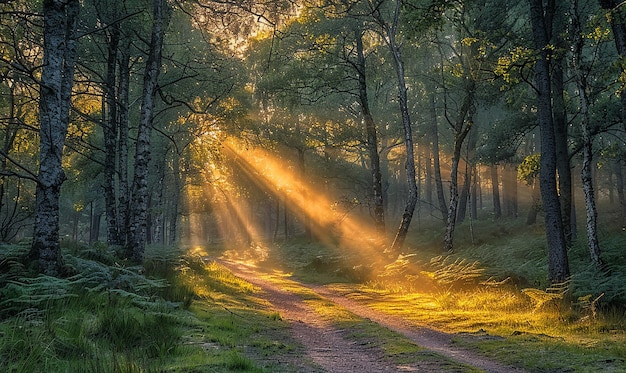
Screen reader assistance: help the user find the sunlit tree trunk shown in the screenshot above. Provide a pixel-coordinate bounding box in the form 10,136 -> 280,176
373,0 -> 417,254
355,25 -> 385,238
572,0 -> 603,267
127,0 -> 169,263
529,0 -> 570,283
30,0 -> 79,276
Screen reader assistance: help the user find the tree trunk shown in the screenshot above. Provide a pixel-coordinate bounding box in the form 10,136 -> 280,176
117,36 -> 131,245
613,159 -> 626,230
425,145 -> 433,215
169,150 -> 181,244
430,93 -> 448,222
443,84 -> 475,253
491,165 -> 502,219
89,199 -> 103,244
456,168 -> 470,223
375,0 -> 418,254
355,25 -> 385,238
126,0 -> 168,263
502,164 -> 518,218
529,0 -> 570,283
470,164 -> 478,219
103,21 -> 120,246
552,43 -> 573,246
30,0 -> 79,276
526,180 -> 540,225
572,0 -> 603,267
457,123 -> 477,223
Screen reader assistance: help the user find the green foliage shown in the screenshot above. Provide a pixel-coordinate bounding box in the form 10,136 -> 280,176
517,153 -> 541,185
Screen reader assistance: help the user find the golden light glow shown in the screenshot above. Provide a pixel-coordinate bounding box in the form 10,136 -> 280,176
215,137 -> 386,263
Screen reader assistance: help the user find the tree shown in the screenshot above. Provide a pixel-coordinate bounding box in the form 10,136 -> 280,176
570,0 -> 603,267
528,0 -> 570,283
370,0 -> 418,254
126,0 -> 170,263
29,0 -> 80,275
354,22 -> 386,238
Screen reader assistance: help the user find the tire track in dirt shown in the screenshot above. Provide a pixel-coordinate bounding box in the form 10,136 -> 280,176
309,284 -> 528,373
219,260 -> 528,373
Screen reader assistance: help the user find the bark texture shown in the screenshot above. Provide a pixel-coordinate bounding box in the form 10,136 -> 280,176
528,0 -> 570,283
126,0 -> 169,263
355,25 -> 385,238
30,0 -> 79,276
103,20 -> 120,246
443,83 -> 474,253
374,0 -> 417,254
572,0 -> 603,267
430,93 -> 448,222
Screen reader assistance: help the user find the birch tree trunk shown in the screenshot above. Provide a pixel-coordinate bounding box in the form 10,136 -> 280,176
126,0 -> 169,263
30,0 -> 79,276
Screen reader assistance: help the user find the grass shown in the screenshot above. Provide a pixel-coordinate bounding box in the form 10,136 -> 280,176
2,212 -> 626,372
208,215 -> 626,372
0,243 -> 301,372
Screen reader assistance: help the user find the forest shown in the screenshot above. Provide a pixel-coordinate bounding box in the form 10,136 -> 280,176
1,0 -> 626,371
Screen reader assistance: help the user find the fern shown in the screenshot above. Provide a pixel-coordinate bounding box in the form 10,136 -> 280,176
427,255 -> 485,287
0,275 -> 78,316
522,279 -> 569,310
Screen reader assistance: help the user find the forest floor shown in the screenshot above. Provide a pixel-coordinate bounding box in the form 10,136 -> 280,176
217,258 -> 528,373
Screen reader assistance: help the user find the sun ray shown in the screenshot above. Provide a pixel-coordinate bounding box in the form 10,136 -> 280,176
220,137 -> 390,266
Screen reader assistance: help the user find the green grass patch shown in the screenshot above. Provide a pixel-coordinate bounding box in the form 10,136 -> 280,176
0,243 -> 304,372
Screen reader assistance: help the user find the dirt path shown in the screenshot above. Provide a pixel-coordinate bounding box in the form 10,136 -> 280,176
219,260 -> 528,373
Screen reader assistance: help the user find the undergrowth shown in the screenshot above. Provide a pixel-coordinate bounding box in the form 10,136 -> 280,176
0,242 -> 292,372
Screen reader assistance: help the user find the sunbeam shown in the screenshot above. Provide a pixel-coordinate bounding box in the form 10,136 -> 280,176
218,137 -> 389,265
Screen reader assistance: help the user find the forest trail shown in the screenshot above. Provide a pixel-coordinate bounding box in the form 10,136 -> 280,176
218,259 -> 529,373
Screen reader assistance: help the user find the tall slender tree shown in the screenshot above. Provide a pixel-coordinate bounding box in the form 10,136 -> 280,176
528,0 -> 570,283
370,0 -> 418,253
126,0 -> 170,263
571,0 -> 603,267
